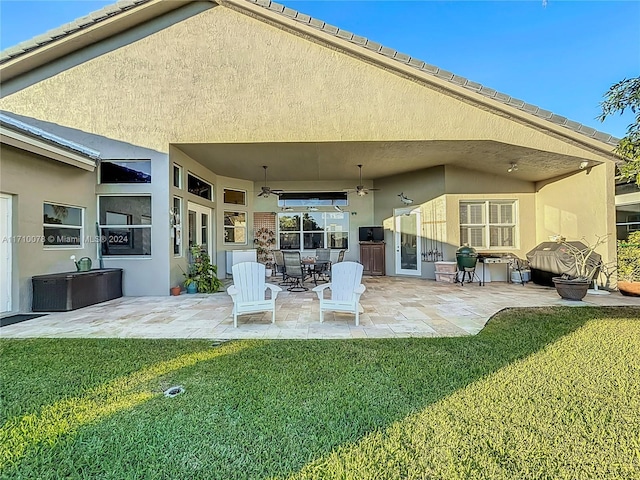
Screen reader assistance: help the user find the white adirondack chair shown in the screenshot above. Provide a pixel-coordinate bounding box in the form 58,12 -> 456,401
312,261 -> 366,326
227,262 -> 282,327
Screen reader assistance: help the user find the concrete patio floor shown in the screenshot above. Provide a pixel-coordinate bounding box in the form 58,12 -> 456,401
1,277 -> 638,340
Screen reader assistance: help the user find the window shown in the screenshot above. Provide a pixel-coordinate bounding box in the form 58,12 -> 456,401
459,201 -> 516,249
223,189 -> 246,206
173,164 -> 182,188
43,203 -> 83,247
99,196 -> 152,256
188,173 -> 212,200
172,197 -> 182,256
100,160 -> 151,183
224,211 -> 246,244
278,212 -> 349,250
278,192 -> 347,207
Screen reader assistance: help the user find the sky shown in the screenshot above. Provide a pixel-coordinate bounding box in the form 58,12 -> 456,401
1,0 -> 639,138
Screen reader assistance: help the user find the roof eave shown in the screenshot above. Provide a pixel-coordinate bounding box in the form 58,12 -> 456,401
1,125 -> 98,171
0,0 -> 192,83
221,0 -> 620,162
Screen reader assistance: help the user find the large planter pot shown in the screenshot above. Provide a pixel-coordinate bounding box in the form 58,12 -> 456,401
618,281 -> 640,297
552,277 -> 590,301
186,283 -> 197,294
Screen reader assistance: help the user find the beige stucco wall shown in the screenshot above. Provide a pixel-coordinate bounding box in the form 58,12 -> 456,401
373,166 -> 537,277
535,162 -> 617,277
0,2 -> 619,286
169,146 -> 218,288
0,4 -> 609,163
0,145 -> 97,312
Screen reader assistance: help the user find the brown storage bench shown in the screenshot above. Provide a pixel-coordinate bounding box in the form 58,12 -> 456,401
32,269 -> 123,312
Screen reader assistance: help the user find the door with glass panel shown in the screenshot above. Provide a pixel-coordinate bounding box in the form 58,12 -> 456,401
0,194 -> 12,313
187,202 -> 213,259
394,208 -> 421,276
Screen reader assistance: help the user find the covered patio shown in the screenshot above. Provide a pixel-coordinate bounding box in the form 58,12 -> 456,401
2,277 -> 637,340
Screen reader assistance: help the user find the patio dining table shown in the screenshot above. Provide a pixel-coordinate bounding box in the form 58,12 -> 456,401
301,259 -> 331,285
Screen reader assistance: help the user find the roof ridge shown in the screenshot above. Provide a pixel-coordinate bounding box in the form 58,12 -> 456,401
0,0 -> 619,148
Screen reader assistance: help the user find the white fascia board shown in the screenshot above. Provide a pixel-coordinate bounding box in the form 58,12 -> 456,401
1,125 -> 98,171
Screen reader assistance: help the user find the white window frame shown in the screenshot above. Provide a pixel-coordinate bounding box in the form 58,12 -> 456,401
43,202 -> 84,249
172,196 -> 182,257
223,188 -> 247,206
187,172 -> 213,201
98,195 -> 152,257
98,159 -> 152,184
459,200 -> 518,249
224,211 -> 247,245
277,212 -> 349,251
173,164 -> 183,189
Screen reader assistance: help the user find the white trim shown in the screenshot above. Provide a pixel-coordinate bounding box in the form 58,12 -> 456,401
0,194 -> 12,314
42,201 -> 85,249
223,188 -> 247,206
459,200 -> 519,250
394,207 -> 422,276
173,164 -> 183,189
97,194 -> 153,258
1,125 -> 97,171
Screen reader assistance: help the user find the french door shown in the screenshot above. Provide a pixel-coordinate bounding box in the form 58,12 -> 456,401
394,208 -> 421,276
187,202 -> 213,260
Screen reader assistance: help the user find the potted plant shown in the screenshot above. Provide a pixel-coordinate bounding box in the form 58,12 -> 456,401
182,245 -> 223,293
552,235 -> 607,301
617,231 -> 640,296
254,227 -> 276,277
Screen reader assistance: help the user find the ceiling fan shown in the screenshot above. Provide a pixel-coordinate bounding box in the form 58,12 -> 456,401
257,165 -> 284,198
348,164 -> 380,196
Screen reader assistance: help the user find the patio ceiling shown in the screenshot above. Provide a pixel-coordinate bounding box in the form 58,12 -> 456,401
175,140 -> 602,184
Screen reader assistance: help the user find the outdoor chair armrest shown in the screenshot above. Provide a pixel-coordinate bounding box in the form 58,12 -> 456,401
265,283 -> 283,300
312,282 -> 331,300
354,284 -> 366,295
227,285 -> 238,297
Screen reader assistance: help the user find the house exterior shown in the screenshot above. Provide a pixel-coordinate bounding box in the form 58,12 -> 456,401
0,0 -> 623,314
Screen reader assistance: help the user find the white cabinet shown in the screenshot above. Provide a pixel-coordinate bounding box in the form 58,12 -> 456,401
226,249 -> 257,275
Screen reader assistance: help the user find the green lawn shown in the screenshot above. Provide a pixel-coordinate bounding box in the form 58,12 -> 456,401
1,307 -> 639,479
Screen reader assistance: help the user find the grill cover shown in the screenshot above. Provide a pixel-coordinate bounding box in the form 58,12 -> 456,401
526,242 -> 601,278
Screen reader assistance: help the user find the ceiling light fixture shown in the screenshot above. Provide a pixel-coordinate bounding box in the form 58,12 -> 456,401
508,162 -> 518,173
579,161 -> 589,170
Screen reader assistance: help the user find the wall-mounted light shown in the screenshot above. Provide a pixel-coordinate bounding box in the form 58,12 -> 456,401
579,161 -> 589,170
507,162 -> 518,173
334,205 -> 343,212
307,206 -> 318,212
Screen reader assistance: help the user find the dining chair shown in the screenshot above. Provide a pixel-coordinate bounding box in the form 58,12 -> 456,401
315,248 -> 331,281
282,251 -> 308,291
272,250 -> 288,284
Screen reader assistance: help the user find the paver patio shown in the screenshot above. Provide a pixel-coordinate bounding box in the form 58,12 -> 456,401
1,277 -> 638,339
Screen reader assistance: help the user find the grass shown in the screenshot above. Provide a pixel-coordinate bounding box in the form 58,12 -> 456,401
0,306 -> 638,479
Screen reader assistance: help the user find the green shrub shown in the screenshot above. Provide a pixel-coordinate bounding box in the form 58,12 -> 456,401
617,231 -> 640,282
184,244 -> 223,293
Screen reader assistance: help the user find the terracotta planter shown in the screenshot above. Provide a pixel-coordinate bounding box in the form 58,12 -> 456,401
552,277 -> 590,301
170,286 -> 181,296
618,281 -> 640,297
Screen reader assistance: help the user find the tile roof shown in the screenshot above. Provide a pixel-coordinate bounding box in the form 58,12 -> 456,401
0,0 -> 619,147
0,112 -> 101,159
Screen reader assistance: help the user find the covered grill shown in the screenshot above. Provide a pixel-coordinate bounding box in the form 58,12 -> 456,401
526,241 -> 602,286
